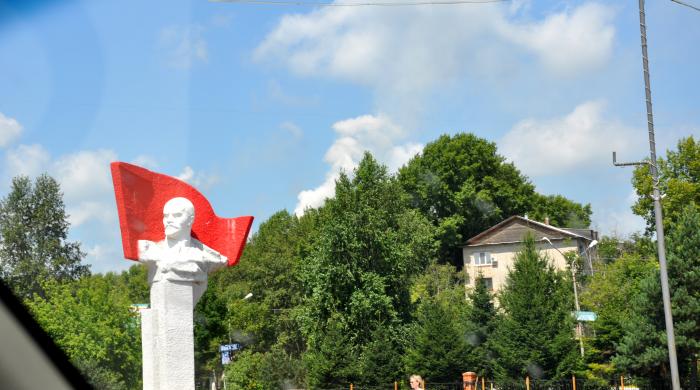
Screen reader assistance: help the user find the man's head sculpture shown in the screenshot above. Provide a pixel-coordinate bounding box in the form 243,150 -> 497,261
110,162 -> 253,266
163,197 -> 195,241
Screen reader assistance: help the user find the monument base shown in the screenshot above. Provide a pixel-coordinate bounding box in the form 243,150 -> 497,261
142,280 -> 197,390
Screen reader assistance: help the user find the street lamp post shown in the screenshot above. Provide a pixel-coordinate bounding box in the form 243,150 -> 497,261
543,237 -> 585,357
584,240 -> 598,275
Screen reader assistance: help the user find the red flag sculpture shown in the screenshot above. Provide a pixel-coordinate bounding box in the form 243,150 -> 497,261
110,162 -> 253,267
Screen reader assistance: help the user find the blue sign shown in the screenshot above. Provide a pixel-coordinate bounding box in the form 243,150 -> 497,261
576,311 -> 597,322
220,343 -> 242,365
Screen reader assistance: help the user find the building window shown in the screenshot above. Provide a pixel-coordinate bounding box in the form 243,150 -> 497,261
483,277 -> 493,291
474,252 -> 492,266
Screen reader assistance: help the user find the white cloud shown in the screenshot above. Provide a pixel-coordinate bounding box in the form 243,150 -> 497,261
0,112 -> 23,148
158,25 -> 208,69
68,200 -> 115,227
294,113 -> 422,215
499,100 -> 643,176
4,146 -> 118,228
388,142 -> 424,172
592,190 -> 646,238
52,149 -> 117,208
501,3 -> 615,76
255,2 -> 616,112
177,165 -> 195,182
84,241 -> 131,274
4,144 -> 51,177
177,165 -> 220,190
131,154 -> 159,170
295,173 -> 339,216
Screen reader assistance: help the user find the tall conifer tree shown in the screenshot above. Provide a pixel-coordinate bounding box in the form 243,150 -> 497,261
615,204 -> 700,388
464,273 -> 497,379
491,235 -> 581,383
404,298 -> 468,383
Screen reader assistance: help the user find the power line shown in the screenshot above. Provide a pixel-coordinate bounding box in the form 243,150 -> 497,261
211,0 -> 508,6
671,0 -> 700,12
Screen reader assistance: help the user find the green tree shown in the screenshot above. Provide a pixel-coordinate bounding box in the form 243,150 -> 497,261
528,194 -> 592,228
197,210 -> 317,385
358,325 -> 407,386
223,346 -> 304,390
632,136 -> 700,234
404,298 -> 468,383
612,273 -> 669,388
464,273 -> 497,379
580,252 -> 657,384
26,275 -> 142,389
303,313 -> 359,388
398,133 -> 589,266
491,235 -> 581,383
0,175 -> 89,299
224,350 -> 267,390
222,210 -> 311,350
615,204 -> 700,388
301,153 -> 437,387
410,262 -> 467,305
398,134 -> 536,265
119,263 -> 149,304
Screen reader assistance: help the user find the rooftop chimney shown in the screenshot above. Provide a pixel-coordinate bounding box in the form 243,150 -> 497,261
544,217 -> 550,225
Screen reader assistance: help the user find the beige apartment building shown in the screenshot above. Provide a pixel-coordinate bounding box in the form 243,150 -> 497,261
462,216 -> 598,293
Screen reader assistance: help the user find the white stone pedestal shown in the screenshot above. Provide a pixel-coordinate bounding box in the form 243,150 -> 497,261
141,280 -> 197,390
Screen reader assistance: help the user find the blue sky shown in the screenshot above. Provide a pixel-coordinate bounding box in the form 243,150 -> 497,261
1,0 -> 699,273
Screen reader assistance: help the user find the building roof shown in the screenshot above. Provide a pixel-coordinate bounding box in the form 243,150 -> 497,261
464,215 -> 594,247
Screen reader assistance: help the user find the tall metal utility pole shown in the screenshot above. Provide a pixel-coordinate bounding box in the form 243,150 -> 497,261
614,1 -> 681,388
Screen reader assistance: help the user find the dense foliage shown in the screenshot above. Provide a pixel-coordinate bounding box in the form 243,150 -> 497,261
300,153 -> 438,387
26,272 -> 144,389
614,205 -> 700,388
0,175 -> 89,299
397,133 -> 591,267
633,136 -> 700,233
463,274 -> 497,378
398,134 -> 536,266
491,236 -> 581,382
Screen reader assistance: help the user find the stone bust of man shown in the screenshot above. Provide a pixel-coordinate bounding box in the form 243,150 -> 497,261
138,197 -> 227,303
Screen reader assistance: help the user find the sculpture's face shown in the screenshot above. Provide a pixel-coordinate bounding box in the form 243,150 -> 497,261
163,198 -> 194,239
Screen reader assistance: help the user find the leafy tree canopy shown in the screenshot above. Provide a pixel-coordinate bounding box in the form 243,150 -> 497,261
528,194 -> 591,229
26,274 -> 142,389
398,133 -> 590,266
580,251 -> 657,382
301,152 -> 437,386
0,174 -> 89,299
632,136 -> 700,234
302,152 -> 437,337
195,209 -> 315,378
